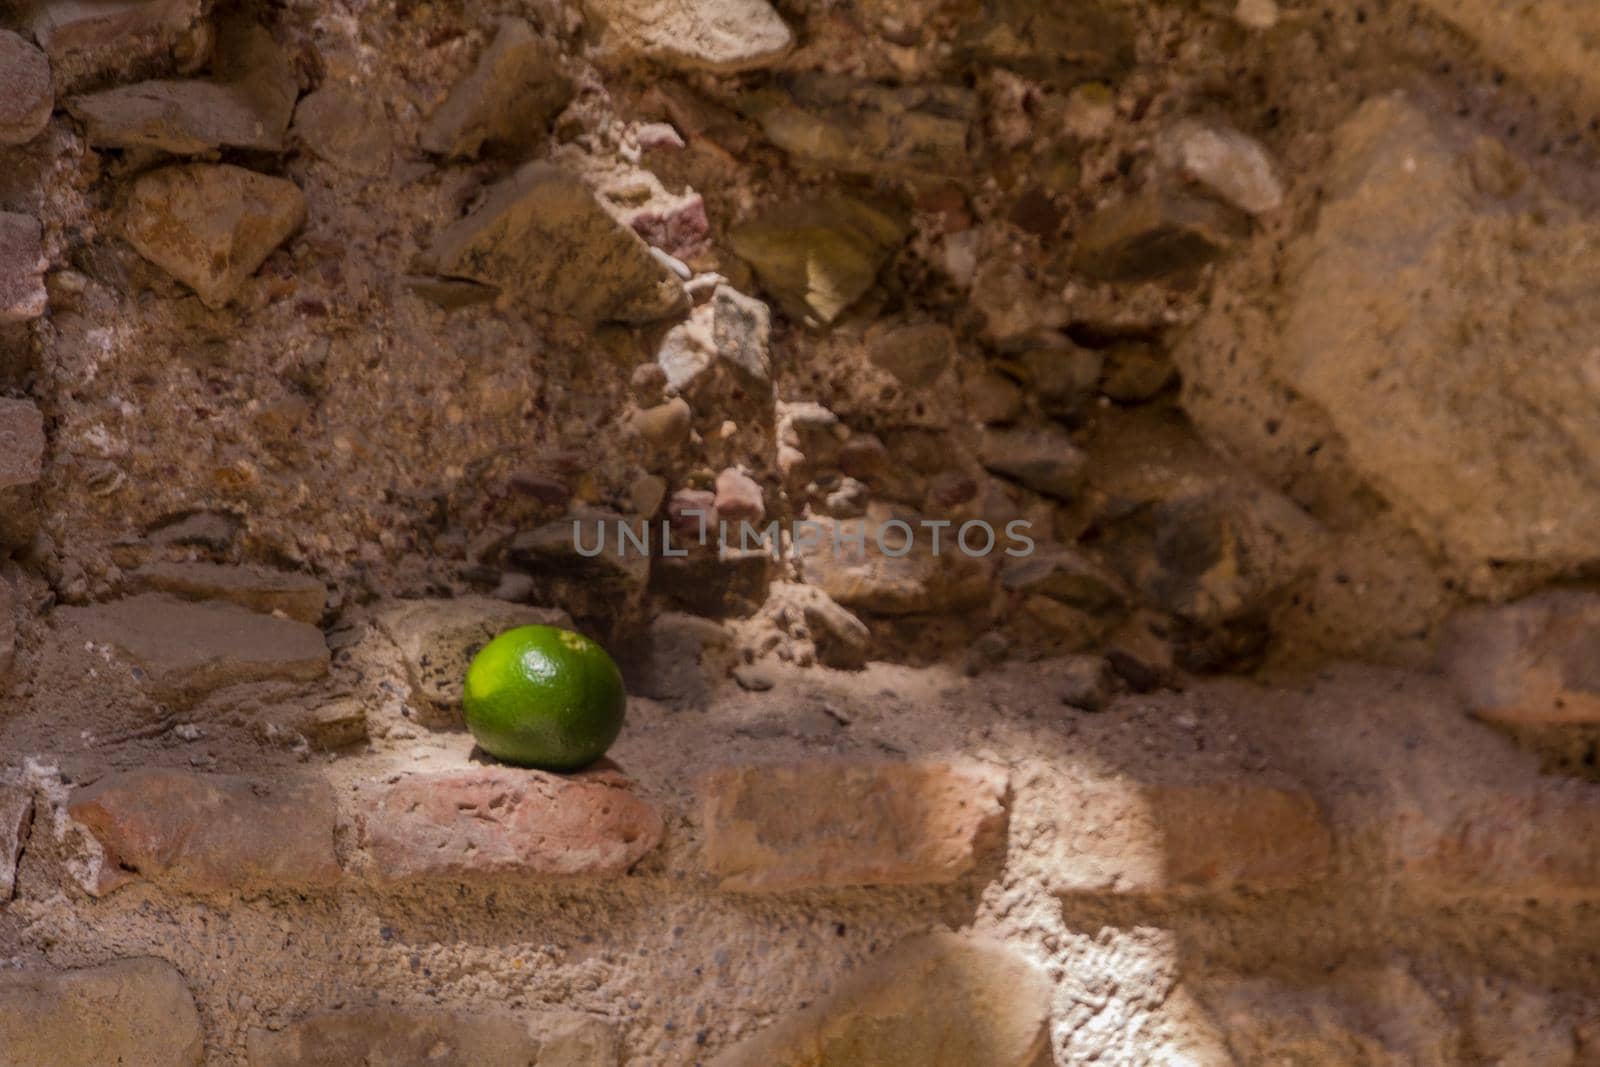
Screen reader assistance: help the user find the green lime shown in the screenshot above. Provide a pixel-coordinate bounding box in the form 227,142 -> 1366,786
462,625 -> 627,771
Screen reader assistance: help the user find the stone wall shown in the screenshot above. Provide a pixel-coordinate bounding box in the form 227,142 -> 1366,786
2,0 -> 1600,1063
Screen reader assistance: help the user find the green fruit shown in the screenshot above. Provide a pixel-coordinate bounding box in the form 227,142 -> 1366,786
462,625 -> 627,771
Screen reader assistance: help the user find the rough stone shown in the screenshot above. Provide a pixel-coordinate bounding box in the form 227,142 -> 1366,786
1047,780 -> 1332,895
374,596 -> 570,727
508,513 -> 652,630
0,212 -> 48,323
617,611 -> 730,705
132,561 -> 327,623
58,593 -> 329,705
259,696 -> 368,751
868,322 -> 956,389
631,397 -> 693,450
1100,340 -> 1175,401
1390,782 -> 1600,899
1413,0 -> 1600,114
1071,186 -> 1249,282
708,932 -> 1050,1067
714,467 -> 764,523
1437,592 -> 1600,726
1128,484 -> 1322,625
1056,654 -> 1113,711
248,1007 -> 618,1067
418,18 -> 573,159
711,285 -> 773,382
699,759 -> 1008,892
586,0 -> 792,72
0,398 -> 46,490
359,767 -> 663,882
30,0 -> 201,72
978,423 -> 1088,499
1280,95 -> 1600,566
0,31 -> 52,145
730,196 -> 909,327
787,581 -> 872,669
797,506 -> 994,616
68,18 -> 297,153
958,0 -> 1135,85
742,74 -> 975,179
67,767 -> 340,895
292,84 -> 392,175
425,162 -> 686,324
123,163 -> 306,308
0,779 -> 31,900
0,958 -> 204,1067
1157,118 -> 1284,215
0,578 -> 14,684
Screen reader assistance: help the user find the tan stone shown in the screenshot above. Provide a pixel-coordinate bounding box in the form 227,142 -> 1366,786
424,162 -> 686,324
418,18 -> 573,159
374,596 -> 570,727
0,958 -> 204,1066
0,212 -> 48,323
729,196 -> 909,327
123,164 -> 306,308
979,423 -> 1088,500
58,594 -> 328,705
248,1007 -> 618,1066
708,932 -> 1051,1067
699,760 -> 1008,892
1391,782 -> 1600,899
0,779 -> 32,900
586,0 -> 792,72
259,696 -> 368,751
1047,780 -> 1332,895
0,31 -> 52,145
797,506 -> 994,617
1071,186 -> 1249,282
133,561 -> 327,623
1437,591 -> 1600,726
68,767 -> 341,896
359,767 -> 663,882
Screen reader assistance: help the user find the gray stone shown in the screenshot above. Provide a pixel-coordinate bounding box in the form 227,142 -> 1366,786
978,424 -> 1087,499
0,212 -> 47,323
712,285 -> 773,382
742,74 -> 975,179
868,323 -> 956,388
0,778 -> 31,900
57,593 -> 329,705
424,162 -> 686,324
418,18 -> 573,159
68,17 -> 297,153
585,0 -> 792,72
0,31 -> 52,145
132,561 -> 327,623
374,596 -> 571,727
708,933 -> 1050,1066
1000,544 -> 1127,614
123,164 -> 306,308
797,505 -> 993,616
0,958 -> 204,1066
249,1007 -> 618,1067
730,196 -> 909,327
617,611 -> 729,705
1157,118 -> 1284,215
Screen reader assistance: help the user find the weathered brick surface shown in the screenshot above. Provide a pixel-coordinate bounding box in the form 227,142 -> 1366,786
68,767 -> 341,896
708,932 -> 1050,1067
1438,591 -> 1600,725
1391,783 -> 1600,899
0,778 -> 31,900
698,760 -> 1008,892
247,1006 -> 617,1066
57,593 -> 329,705
1047,780 -> 1332,895
133,560 -> 328,623
359,767 -> 662,882
0,957 -> 204,1066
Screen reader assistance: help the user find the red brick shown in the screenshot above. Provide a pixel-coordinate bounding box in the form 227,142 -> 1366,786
358,767 -> 662,883
1391,783 -> 1600,899
68,767 -> 341,895
1047,780 -> 1332,895
698,760 -> 1008,892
